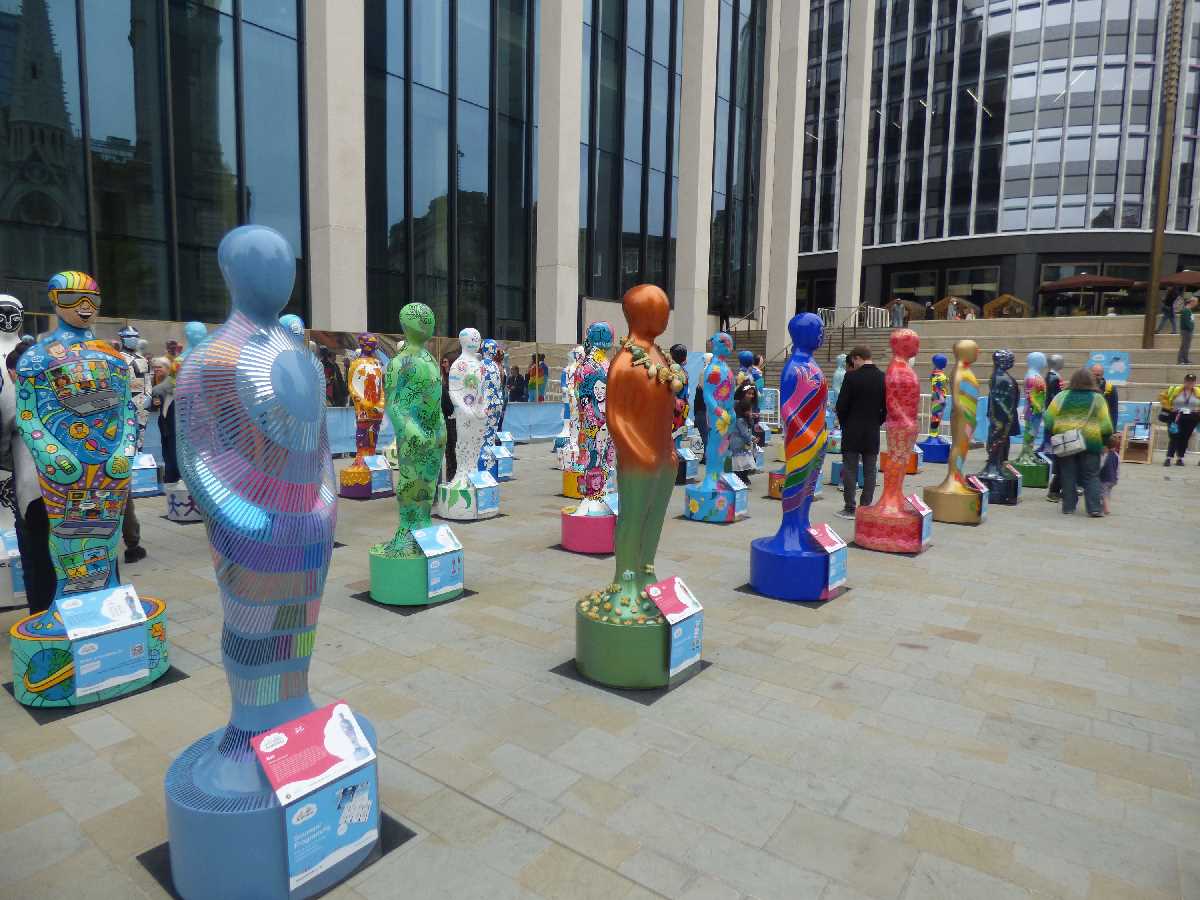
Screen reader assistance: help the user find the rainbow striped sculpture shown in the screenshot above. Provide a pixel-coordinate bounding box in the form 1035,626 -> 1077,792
924,339 -> 987,524
750,313 -> 842,600
164,226 -> 377,899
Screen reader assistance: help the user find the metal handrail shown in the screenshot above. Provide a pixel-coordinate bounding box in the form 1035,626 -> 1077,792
728,304 -> 766,333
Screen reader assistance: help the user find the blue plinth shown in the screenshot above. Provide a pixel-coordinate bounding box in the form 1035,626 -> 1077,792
829,459 -> 864,487
749,537 -> 829,602
684,476 -> 747,523
917,436 -> 950,463
164,716 -> 379,900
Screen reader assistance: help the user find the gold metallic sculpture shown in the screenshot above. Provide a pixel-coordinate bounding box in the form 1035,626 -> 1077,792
923,339 -> 986,524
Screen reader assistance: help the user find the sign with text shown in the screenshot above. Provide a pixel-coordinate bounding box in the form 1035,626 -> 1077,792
720,472 -> 749,516
285,766 -> 379,893
252,702 -> 376,806
412,525 -> 464,599
905,493 -> 933,549
364,456 -> 393,495
1004,462 -> 1023,498
468,470 -> 500,514
56,584 -> 146,639
130,453 -> 160,496
1087,350 -> 1130,385
644,576 -> 703,677
966,475 -> 990,521
806,523 -> 848,595
492,445 -> 513,480
56,585 -> 149,697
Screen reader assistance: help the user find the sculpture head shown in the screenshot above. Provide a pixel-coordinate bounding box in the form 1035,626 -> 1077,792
399,302 -> 434,346
788,313 -> 824,354
357,332 -> 379,354
183,321 -> 207,351
280,314 -> 305,340
137,339 -> 148,354
584,321 -> 614,354
118,324 -> 140,352
890,328 -> 920,361
217,224 -> 296,322
738,350 -> 754,369
0,295 -> 23,334
931,353 -> 948,371
1048,353 -> 1064,372
481,338 -> 498,363
835,352 -> 847,370
48,271 -> 100,329
953,339 -> 979,365
993,349 -> 1015,372
669,343 -> 688,365
569,345 -> 584,365
458,327 -> 482,355
710,332 -> 734,360
622,284 -> 669,339
1026,351 -> 1046,374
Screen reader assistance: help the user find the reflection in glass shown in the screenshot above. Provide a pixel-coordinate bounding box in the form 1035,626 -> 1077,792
457,101 -> 489,332
412,85 -> 450,328
364,67 -> 406,333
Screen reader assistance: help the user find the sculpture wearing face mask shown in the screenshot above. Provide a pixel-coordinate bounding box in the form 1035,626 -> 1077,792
438,328 -> 499,520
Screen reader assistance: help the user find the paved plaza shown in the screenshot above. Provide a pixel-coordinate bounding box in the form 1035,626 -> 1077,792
0,447 -> 1198,900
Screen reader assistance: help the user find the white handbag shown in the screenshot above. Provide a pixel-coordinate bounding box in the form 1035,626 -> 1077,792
1050,429 -> 1085,457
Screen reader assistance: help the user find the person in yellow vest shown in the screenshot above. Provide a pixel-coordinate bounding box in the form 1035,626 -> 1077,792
1160,374 -> 1200,466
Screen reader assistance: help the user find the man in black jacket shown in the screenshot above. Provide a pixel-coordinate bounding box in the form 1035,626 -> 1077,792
835,345 -> 887,518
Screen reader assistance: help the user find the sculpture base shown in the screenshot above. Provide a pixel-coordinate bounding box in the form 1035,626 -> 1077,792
917,437 -> 950,464
164,717 -> 379,900
923,487 -> 985,525
973,471 -> 1020,505
1011,459 -> 1049,488
166,487 -> 202,522
9,596 -> 169,707
683,480 -> 747,523
749,537 -> 839,602
574,607 -> 668,689
368,550 -> 462,606
829,459 -> 864,487
560,509 -> 615,554
338,481 -> 375,500
675,455 -> 698,485
561,470 -> 583,499
436,481 -> 499,521
854,505 -> 928,554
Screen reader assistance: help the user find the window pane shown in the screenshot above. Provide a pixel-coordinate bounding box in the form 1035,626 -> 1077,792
497,0 -> 528,119
624,49 -> 644,163
364,68 -> 405,333
411,85 -> 450,327
171,1 -> 238,321
242,0 -> 296,36
412,1 -> 449,91
84,0 -> 171,319
649,62 -> 668,171
621,159 -> 642,292
495,114 -> 527,293
457,100 -> 489,331
457,0 -> 490,107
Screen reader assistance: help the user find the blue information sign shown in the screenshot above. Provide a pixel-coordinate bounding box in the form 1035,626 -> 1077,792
285,766 -> 379,894
669,612 -> 703,677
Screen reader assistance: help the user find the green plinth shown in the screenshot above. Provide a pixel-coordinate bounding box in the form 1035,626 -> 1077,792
368,549 -> 462,606
1011,460 -> 1049,488
574,605 -> 669,689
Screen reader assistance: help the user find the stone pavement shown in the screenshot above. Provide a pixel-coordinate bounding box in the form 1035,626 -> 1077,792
1,445 -> 1198,900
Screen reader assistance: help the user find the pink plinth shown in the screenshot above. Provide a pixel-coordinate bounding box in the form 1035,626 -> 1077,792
854,505 -> 927,554
560,508 -> 615,554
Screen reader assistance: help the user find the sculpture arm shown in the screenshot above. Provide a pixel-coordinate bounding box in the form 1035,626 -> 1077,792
15,374 -> 83,485
606,363 -> 663,471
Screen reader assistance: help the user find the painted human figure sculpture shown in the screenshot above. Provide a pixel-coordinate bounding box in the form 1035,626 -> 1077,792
166,226 -> 376,899
1039,353 -> 1064,454
479,338 -> 505,477
279,313 -> 304,341
828,352 -> 848,451
929,354 -> 949,438
446,328 -> 485,490
750,313 -> 841,599
14,272 -> 139,601
924,339 -> 986,524
699,333 -> 735,490
974,349 -> 1021,504
1016,352 -> 1047,463
338,333 -> 386,497
558,345 -> 585,469
669,344 -> 690,438
737,350 -> 764,396
0,294 -> 24,366
369,303 -> 461,605
573,322 -> 615,513
576,285 -> 687,688
855,329 -> 928,553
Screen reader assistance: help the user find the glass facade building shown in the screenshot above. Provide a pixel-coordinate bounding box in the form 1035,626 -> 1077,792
0,0 -> 307,321
364,0 -> 536,339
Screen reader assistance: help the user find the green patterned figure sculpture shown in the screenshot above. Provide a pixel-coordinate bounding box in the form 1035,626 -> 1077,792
369,303 -> 463,605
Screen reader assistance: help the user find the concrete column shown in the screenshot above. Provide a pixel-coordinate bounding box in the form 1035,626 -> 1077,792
834,0 -> 877,323
762,0 -> 810,358
673,0 -> 721,353
534,0 -> 584,344
305,0 -> 367,332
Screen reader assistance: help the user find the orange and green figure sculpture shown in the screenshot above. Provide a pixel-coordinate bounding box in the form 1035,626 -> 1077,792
923,339 -> 987,524
576,284 -> 688,689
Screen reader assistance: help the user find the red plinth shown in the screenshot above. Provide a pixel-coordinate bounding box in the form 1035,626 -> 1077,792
560,508 -> 616,554
854,505 -> 927,554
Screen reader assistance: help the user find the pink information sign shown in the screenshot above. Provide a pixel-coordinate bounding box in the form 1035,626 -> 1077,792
251,702 -> 376,805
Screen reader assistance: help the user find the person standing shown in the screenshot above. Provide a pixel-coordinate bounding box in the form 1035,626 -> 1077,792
441,354 -> 458,480
718,294 -> 734,333
890,300 -> 905,328
1160,374 -> 1200,465
507,365 -> 527,401
1043,368 -> 1113,517
835,346 -> 887,518
924,301 -> 935,320
1089,363 -> 1119,429
151,356 -> 179,485
1156,288 -> 1178,334
1178,297 -> 1195,365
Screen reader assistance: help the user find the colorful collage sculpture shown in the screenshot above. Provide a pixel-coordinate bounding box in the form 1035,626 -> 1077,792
438,328 -> 498,520
9,271 -> 169,707
1013,351 -> 1050,487
973,350 -> 1022,505
479,338 -> 505,479
370,303 -> 462,606
339,333 -> 388,499
917,353 -> 951,463
924,339 -> 987,524
561,322 -> 617,554
576,286 -> 690,689
684,332 -> 746,523
854,329 -> 930,554
165,225 -> 378,899
557,345 -> 585,470
750,314 -> 843,601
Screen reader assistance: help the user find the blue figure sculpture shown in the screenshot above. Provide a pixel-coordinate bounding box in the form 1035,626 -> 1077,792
750,314 -> 844,601
164,226 -> 377,899
918,352 -> 952,463
683,332 -> 743,522
479,338 -> 505,477
737,349 -> 764,399
279,313 -> 305,342
181,320 -> 207,361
